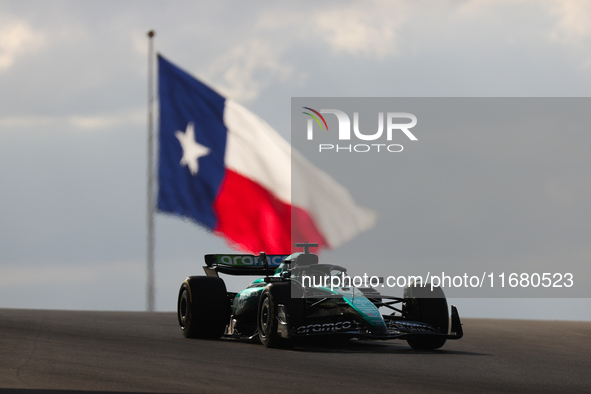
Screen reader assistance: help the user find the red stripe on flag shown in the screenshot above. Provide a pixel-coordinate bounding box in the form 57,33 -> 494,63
213,170 -> 327,254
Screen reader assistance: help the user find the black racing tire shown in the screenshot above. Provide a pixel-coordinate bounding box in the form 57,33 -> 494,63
403,282 -> 449,350
177,276 -> 230,339
257,283 -> 299,348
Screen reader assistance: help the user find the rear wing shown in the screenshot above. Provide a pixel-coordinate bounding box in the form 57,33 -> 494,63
203,254 -> 290,277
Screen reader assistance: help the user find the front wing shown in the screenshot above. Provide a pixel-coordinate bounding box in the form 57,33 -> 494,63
276,305 -> 463,341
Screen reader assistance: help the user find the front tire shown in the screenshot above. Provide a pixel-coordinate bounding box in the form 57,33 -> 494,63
257,284 -> 299,348
403,282 -> 449,350
177,276 -> 230,339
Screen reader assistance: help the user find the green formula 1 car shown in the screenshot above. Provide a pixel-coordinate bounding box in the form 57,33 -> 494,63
177,243 -> 463,349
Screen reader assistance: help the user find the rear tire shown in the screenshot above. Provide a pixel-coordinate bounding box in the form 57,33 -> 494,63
403,282 -> 448,350
177,276 -> 230,339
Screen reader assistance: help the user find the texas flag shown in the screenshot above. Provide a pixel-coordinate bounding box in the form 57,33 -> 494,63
157,55 -> 376,254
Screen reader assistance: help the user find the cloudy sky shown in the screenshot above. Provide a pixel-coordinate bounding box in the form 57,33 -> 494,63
1,0 -> 591,319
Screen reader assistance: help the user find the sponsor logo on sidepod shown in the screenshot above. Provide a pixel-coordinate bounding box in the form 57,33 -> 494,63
296,321 -> 353,334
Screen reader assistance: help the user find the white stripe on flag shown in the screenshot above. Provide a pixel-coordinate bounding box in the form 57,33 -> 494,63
223,99 -> 376,248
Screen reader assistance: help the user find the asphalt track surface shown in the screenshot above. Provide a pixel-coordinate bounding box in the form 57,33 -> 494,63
1,309 -> 590,394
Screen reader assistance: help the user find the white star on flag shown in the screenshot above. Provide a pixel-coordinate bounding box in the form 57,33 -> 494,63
175,122 -> 210,175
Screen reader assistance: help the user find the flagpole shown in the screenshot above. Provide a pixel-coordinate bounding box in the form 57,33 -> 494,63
146,30 -> 156,312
